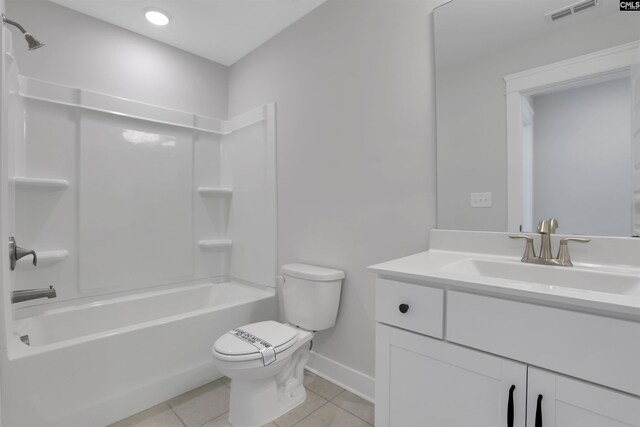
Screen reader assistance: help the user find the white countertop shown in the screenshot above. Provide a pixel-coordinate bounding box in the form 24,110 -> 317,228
368,230 -> 640,320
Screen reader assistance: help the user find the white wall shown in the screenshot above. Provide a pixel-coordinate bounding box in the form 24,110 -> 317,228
228,0 -> 440,397
436,11 -> 640,231
532,78 -> 631,236
6,0 -> 228,118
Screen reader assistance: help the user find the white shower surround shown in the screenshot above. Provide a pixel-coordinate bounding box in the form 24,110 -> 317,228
10,73 -> 278,301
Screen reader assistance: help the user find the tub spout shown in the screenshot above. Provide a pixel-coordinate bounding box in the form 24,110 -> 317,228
12,286 -> 56,303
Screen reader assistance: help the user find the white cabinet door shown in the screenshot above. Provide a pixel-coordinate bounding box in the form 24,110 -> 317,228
376,324 -> 527,427
527,367 -> 640,427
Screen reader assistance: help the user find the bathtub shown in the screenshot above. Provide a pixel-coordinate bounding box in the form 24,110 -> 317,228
1,280 -> 277,427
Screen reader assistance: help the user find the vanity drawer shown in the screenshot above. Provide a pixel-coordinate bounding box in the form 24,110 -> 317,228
376,278 -> 444,338
447,291 -> 640,397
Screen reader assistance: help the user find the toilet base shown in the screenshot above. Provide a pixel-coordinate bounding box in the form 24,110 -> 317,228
228,378 -> 306,427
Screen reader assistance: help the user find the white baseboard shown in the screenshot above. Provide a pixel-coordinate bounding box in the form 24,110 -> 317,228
306,351 -> 375,403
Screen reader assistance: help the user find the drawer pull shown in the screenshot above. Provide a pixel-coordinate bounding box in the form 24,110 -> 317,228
535,394 -> 543,427
398,303 -> 409,314
507,385 -> 515,427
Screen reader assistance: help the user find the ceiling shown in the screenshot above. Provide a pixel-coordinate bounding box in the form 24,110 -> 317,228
435,0 -> 619,69
49,0 -> 327,66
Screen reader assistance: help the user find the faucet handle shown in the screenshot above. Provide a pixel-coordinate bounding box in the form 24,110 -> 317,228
509,234 -> 537,262
556,237 -> 590,267
560,237 -> 590,243
8,237 -> 37,271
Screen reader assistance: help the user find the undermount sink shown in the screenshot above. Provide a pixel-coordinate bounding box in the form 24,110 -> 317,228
441,258 -> 640,297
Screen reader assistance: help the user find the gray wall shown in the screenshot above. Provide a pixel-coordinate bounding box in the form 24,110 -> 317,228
532,78 -> 631,236
436,11 -> 640,231
7,0 -> 228,118
228,0 -> 440,390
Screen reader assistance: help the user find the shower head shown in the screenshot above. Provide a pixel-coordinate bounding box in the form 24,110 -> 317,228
24,33 -> 45,50
2,14 -> 45,51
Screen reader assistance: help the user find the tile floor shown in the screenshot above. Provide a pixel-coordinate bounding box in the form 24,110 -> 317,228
110,371 -> 374,427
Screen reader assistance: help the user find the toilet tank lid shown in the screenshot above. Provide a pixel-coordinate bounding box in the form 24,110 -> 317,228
281,263 -> 345,281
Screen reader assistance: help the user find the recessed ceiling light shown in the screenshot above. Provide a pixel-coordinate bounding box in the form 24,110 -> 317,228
144,9 -> 170,26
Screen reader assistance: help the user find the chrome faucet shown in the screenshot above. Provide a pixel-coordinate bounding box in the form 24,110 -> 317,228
509,218 -> 590,267
12,286 -> 56,303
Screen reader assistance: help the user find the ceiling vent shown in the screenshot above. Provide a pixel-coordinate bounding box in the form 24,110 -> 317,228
546,0 -> 600,22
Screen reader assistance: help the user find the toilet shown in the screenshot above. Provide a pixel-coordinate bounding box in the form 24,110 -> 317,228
212,263 -> 344,427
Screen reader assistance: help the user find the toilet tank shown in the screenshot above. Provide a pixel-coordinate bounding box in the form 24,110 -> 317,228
281,263 -> 344,331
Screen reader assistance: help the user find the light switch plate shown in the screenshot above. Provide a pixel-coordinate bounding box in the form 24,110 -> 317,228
470,192 -> 492,208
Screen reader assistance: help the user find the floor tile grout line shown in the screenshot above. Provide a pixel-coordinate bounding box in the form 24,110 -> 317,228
332,404 -> 374,426
167,401 -> 186,427
290,400 -> 331,427
305,386 -> 344,402
307,388 -> 327,401
169,405 -> 188,427
329,390 -> 375,425
274,388 -> 328,427
329,389 -> 345,402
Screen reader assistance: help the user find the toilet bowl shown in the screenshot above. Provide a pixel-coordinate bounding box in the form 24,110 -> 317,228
212,263 -> 344,427
213,321 -> 313,426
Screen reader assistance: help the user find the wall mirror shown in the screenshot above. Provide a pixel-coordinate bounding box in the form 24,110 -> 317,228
434,0 -> 640,236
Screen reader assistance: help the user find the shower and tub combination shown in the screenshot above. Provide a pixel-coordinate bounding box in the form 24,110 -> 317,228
0,18 -> 279,426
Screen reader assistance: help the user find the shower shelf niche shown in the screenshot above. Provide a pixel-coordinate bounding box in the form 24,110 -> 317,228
198,239 -> 233,250
15,249 -> 69,270
11,177 -> 69,190
197,187 -> 233,196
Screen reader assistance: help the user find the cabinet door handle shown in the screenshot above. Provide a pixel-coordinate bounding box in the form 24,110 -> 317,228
535,394 -> 543,427
398,303 -> 409,314
507,385 -> 515,427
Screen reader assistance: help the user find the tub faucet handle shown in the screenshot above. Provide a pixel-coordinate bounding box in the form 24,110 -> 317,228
8,237 -> 37,271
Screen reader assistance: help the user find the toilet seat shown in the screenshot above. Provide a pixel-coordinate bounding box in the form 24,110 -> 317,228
213,321 -> 298,362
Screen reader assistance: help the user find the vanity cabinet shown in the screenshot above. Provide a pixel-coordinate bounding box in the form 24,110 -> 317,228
376,323 -> 527,427
374,278 -> 640,427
